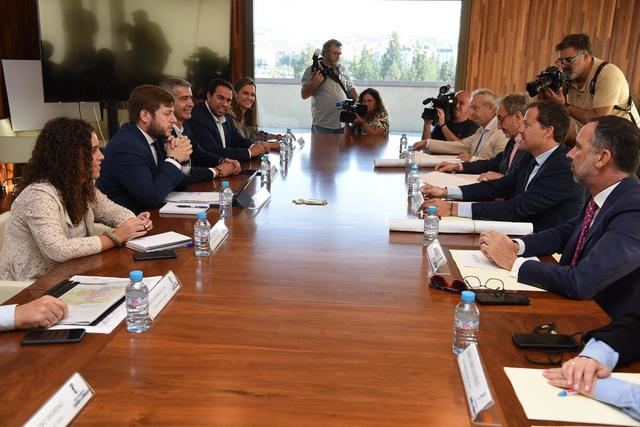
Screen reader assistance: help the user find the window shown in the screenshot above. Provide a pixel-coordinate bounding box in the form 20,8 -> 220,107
253,0 -> 462,83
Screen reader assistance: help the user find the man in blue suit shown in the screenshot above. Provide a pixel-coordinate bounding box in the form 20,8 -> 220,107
188,78 -> 265,164
98,84 -> 219,213
421,101 -> 584,231
480,116 -> 640,319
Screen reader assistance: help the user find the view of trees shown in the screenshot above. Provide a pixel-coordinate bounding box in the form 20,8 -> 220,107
260,32 -> 456,82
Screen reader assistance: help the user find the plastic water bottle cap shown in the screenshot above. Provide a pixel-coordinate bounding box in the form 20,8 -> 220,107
262,154 -> 269,160
402,133 -> 407,137
461,290 -> 475,303
221,181 -> 230,188
286,128 -> 291,132
411,166 -> 418,172
408,146 -> 414,151
197,211 -> 207,220
129,270 -> 143,282
428,206 -> 437,214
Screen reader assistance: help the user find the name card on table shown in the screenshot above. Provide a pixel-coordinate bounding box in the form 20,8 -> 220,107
148,270 -> 181,320
248,187 -> 271,210
209,219 -> 229,252
426,239 -> 448,275
25,373 -> 94,427
457,343 -> 495,423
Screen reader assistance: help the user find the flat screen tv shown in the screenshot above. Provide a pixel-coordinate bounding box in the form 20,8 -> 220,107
37,0 -> 231,102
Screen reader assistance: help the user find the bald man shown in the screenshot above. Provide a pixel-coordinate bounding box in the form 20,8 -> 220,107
421,90 -> 479,141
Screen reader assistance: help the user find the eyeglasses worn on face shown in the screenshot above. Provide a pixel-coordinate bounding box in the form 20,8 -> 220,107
555,51 -> 585,66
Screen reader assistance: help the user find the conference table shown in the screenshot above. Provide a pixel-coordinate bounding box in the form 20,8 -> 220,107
0,133 -> 625,426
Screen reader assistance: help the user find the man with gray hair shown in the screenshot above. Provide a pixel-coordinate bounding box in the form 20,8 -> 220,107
435,94 -> 531,181
301,39 -> 358,134
414,88 -> 508,161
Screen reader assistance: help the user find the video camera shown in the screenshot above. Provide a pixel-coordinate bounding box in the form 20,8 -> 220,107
525,66 -> 568,97
337,99 -> 367,124
421,85 -> 457,122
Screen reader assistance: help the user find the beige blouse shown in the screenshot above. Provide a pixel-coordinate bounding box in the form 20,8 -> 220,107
0,182 -> 134,281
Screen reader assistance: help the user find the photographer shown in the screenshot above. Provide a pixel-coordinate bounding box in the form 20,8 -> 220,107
301,39 -> 358,134
344,88 -> 389,137
421,90 -> 479,141
544,34 -> 639,129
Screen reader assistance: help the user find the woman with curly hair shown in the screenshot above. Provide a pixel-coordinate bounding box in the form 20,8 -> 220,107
0,118 -> 152,281
344,88 -> 390,137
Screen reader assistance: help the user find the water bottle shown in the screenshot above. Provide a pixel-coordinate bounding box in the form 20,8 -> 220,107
126,270 -> 151,333
220,181 -> 233,220
399,133 -> 408,156
452,291 -> 480,354
424,205 -> 439,241
408,165 -> 420,195
406,145 -> 416,169
286,128 -> 295,151
260,154 -> 271,184
280,139 -> 289,163
194,211 -> 211,257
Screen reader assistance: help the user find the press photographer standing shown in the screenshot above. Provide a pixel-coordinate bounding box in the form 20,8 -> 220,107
421,90 -> 479,141
301,39 -> 358,134
544,33 -> 639,129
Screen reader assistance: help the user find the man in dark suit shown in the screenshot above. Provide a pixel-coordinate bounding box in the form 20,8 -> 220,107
479,116 -> 640,320
98,84 -> 217,213
159,77 -> 240,178
421,101 -> 584,231
435,94 -> 532,181
187,78 -> 265,164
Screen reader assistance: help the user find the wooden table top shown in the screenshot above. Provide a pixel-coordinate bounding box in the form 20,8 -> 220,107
0,133 -> 621,426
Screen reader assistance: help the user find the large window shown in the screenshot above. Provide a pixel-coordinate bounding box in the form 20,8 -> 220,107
254,0 -> 462,83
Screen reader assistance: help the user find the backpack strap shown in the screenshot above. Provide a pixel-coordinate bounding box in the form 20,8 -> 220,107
589,61 -> 609,97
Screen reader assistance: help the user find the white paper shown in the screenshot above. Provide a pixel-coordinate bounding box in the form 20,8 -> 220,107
389,217 -> 534,236
165,191 -> 219,205
505,367 -> 640,426
454,250 -> 539,270
57,282 -> 127,325
126,231 -> 191,251
1,60 -> 98,132
450,250 -> 545,292
24,373 -> 94,427
159,202 -> 208,215
374,153 -> 461,168
420,171 -> 480,187
457,344 -> 494,420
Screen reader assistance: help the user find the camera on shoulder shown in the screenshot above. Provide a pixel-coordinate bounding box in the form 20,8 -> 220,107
525,66 -> 568,97
422,85 -> 457,122
337,99 -> 367,124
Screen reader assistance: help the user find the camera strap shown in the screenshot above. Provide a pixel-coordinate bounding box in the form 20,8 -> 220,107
589,61 -> 639,126
325,67 -> 350,98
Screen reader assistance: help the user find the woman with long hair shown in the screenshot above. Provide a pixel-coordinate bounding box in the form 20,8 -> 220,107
0,118 -> 152,280
345,88 -> 390,136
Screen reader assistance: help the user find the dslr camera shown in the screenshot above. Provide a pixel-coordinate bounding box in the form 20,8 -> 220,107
525,66 -> 568,97
311,49 -> 329,77
336,99 -> 367,124
422,85 -> 457,122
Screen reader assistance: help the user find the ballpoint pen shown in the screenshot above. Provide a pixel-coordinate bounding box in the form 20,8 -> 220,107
176,204 -> 209,208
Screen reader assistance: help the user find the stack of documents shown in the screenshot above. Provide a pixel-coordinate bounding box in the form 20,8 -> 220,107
126,231 -> 192,252
160,202 -> 208,215
420,171 -> 480,187
389,217 -> 533,235
165,191 -> 219,205
374,153 -> 460,168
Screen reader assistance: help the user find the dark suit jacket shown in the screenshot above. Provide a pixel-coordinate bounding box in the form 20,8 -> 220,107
460,144 -> 584,231
519,175 -> 640,319
584,313 -> 640,366
188,103 -> 254,163
97,123 -> 196,214
171,123 -> 216,183
462,138 -> 531,175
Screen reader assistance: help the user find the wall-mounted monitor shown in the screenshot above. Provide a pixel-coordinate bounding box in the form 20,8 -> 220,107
37,0 -> 231,102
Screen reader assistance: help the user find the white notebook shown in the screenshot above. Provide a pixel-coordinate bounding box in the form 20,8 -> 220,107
165,191 -> 219,205
126,231 -> 192,252
159,202 -> 208,216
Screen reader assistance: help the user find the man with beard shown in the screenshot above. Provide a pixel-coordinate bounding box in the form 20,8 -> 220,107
98,84 -> 197,213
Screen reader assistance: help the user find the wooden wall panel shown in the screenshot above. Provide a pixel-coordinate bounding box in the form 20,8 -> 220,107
464,0 -> 637,99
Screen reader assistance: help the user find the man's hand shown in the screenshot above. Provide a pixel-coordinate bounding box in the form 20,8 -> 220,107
249,144 -> 266,158
223,158 -> 241,174
421,198 -> 452,216
479,231 -> 518,270
436,108 -> 446,127
544,87 -> 565,104
477,171 -> 504,181
165,137 -> 192,163
216,162 -> 238,178
413,140 -> 427,150
14,296 -> 68,329
548,356 -> 611,394
458,152 -> 472,162
435,161 -> 461,173
420,184 -> 447,198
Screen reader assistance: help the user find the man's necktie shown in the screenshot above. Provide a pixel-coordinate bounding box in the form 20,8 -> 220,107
507,140 -> 520,172
570,198 -> 598,266
524,159 -> 539,190
152,140 -> 165,165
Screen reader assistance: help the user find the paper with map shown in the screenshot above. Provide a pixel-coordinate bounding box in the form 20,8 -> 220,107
58,282 -> 127,325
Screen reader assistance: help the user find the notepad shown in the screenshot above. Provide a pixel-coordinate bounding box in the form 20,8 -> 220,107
159,202 -> 208,216
420,171 -> 480,187
165,191 -> 219,205
126,231 -> 192,252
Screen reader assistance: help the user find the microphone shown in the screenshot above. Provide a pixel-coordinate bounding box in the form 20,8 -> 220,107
312,48 -> 321,60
